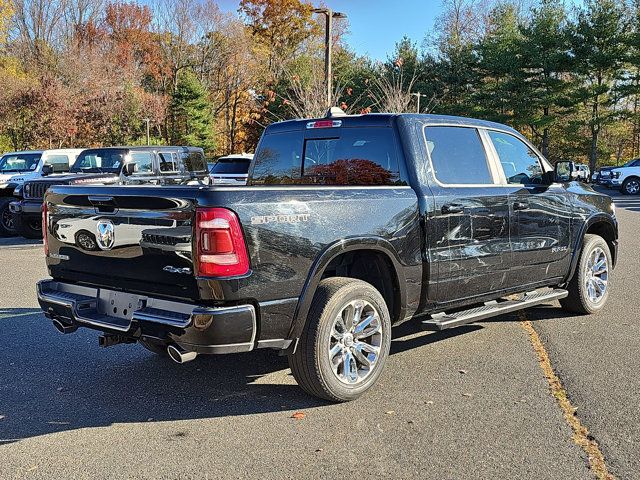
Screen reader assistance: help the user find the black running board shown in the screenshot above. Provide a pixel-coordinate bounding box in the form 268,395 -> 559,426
421,289 -> 568,331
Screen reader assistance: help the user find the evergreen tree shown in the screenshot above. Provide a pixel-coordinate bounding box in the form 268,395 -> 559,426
475,3 -> 526,126
169,70 -> 215,154
518,0 -> 571,159
570,0 -> 628,171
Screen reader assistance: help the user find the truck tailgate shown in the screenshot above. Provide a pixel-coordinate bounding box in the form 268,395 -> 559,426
45,186 -> 199,300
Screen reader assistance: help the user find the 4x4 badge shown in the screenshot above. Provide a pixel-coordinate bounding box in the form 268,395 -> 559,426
96,220 -> 115,250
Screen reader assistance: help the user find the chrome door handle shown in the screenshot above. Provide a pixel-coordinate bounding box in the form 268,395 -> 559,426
513,201 -> 529,211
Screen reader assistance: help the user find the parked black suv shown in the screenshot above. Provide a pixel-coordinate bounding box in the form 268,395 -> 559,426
11,146 -> 209,238
36,112 -> 618,401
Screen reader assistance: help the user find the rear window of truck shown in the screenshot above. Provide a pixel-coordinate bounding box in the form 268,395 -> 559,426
251,127 -> 403,186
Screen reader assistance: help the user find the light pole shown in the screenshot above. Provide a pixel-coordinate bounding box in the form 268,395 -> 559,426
313,8 -> 347,109
411,93 -> 429,113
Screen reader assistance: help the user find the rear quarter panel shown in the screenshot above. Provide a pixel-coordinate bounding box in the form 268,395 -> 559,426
198,186 -> 423,339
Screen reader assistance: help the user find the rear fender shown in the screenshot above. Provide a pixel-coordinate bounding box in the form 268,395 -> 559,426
287,236 -> 407,341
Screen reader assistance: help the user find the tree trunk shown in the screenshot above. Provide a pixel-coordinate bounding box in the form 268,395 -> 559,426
589,127 -> 598,173
541,106 -> 549,158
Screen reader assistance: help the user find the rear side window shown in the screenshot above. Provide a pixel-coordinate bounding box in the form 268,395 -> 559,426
302,128 -> 402,185
251,131 -> 303,184
181,150 -> 207,173
424,126 -> 493,185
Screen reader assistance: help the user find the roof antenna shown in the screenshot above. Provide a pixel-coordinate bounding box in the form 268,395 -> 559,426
325,106 -> 347,118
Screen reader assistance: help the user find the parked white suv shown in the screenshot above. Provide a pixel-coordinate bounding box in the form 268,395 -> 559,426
610,163 -> 640,195
0,149 -> 84,236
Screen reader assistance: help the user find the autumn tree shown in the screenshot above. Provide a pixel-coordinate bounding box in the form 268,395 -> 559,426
239,0 -> 317,79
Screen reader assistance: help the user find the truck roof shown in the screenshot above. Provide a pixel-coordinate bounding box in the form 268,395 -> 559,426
265,113 -> 520,136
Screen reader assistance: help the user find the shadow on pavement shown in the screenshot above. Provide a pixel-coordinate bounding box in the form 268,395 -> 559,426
0,308 -> 326,444
0,237 -> 42,248
0,302 -> 572,444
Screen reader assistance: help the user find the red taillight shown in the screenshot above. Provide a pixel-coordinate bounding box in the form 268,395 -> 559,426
306,119 -> 342,129
42,202 -> 48,256
195,207 -> 249,277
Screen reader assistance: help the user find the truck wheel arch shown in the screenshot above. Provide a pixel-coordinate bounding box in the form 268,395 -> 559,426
288,237 -> 408,341
565,214 -> 617,285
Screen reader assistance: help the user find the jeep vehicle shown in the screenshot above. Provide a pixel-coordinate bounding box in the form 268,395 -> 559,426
36,112 -> 618,402
0,149 -> 83,236
208,153 -> 254,185
11,146 -> 209,238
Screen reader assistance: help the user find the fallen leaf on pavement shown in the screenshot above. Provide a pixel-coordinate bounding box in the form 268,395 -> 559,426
385,410 -> 395,415
291,412 -> 305,420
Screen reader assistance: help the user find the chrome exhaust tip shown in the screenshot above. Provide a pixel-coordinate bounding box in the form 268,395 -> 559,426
52,319 -> 77,334
167,344 -> 197,364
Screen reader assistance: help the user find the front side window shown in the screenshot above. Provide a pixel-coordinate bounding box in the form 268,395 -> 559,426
488,131 -> 543,185
0,153 -> 42,173
130,152 -> 153,174
424,126 -> 493,185
251,131 -> 303,185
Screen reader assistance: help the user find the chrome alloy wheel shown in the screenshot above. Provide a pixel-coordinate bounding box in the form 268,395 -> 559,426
585,247 -> 608,304
625,179 -> 640,194
328,299 -> 382,385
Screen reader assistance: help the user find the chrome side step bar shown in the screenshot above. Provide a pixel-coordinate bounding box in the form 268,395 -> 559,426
421,289 -> 568,331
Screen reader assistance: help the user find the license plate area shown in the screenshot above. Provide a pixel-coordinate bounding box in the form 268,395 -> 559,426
97,290 -> 145,321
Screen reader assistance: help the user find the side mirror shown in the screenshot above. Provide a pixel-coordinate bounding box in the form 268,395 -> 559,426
123,163 -> 136,176
554,161 -> 578,183
41,164 -> 54,176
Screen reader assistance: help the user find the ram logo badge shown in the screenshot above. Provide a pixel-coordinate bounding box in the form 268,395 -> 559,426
96,220 -> 115,250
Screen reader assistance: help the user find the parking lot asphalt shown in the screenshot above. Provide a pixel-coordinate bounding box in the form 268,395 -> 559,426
0,187 -> 637,479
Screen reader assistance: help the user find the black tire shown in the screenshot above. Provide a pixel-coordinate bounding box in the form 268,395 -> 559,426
288,277 -> 392,402
560,234 -> 612,314
622,177 -> 640,195
0,197 -> 17,237
139,338 -> 167,355
14,214 -> 42,239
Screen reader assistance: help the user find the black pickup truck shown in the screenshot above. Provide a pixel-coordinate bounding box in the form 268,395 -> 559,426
37,111 -> 618,401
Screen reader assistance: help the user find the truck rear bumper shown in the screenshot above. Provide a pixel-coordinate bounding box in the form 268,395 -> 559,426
37,279 -> 257,354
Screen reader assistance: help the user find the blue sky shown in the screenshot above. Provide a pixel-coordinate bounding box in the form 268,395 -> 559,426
216,0 -> 442,60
